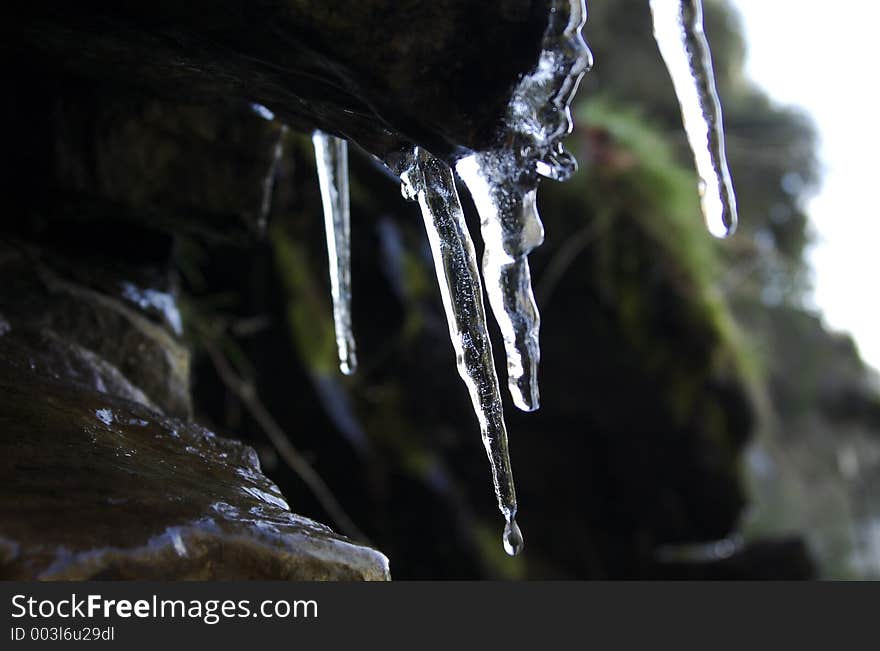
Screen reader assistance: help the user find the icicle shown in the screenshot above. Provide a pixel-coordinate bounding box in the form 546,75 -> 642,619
649,0 -> 738,238
456,151 -> 544,412
399,147 -> 522,556
313,131 -> 357,375
456,0 -> 591,412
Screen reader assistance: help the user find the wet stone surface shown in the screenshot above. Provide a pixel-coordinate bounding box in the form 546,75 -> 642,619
0,243 -> 388,581
0,357 -> 389,580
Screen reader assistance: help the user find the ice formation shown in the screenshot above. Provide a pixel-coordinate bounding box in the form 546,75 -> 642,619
456,0 -> 591,412
649,0 -> 738,238
306,0 -> 737,556
313,131 -> 358,375
398,147 -> 522,556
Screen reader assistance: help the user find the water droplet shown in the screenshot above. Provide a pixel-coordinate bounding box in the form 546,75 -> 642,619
503,517 -> 524,556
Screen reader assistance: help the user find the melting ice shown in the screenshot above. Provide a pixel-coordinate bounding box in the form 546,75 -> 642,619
650,0 -> 738,238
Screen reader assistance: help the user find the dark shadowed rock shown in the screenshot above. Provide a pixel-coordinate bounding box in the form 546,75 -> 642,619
5,0 -> 550,160
0,243 -> 191,419
4,75 -> 287,242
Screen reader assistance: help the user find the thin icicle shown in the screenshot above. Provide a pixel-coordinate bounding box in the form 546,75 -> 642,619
456,151 -> 544,412
456,0 -> 591,412
649,0 -> 738,238
399,147 -> 522,556
313,131 -> 357,375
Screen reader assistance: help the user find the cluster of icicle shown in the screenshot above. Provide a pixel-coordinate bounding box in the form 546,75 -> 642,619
308,0 -> 737,556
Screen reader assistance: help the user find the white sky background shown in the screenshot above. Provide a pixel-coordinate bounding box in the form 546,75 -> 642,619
731,0 -> 880,371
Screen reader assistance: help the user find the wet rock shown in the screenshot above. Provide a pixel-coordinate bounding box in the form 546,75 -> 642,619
0,358 -> 389,581
0,239 -> 389,580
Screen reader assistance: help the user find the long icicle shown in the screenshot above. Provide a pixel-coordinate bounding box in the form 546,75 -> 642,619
400,147 -> 523,556
313,131 -> 358,375
649,0 -> 738,238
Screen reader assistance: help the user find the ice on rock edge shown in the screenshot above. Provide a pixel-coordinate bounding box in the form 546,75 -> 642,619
399,147 -> 522,556
456,0 -> 592,412
505,0 -> 592,152
313,131 -> 358,375
650,0 -> 738,238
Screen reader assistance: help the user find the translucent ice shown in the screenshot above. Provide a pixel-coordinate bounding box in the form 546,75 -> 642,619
456,0 -> 591,412
399,147 -> 521,556
650,0 -> 738,238
456,151 -> 544,412
313,131 -> 358,375
505,0 -> 592,151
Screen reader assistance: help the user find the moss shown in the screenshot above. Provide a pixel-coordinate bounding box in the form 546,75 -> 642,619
580,99 -> 762,379
580,98 -> 719,290
553,98 -> 760,479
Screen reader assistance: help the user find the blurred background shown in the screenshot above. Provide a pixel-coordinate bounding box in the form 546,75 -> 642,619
175,0 -> 880,578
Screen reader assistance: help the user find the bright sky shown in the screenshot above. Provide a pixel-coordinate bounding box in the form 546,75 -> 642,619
732,0 -> 880,371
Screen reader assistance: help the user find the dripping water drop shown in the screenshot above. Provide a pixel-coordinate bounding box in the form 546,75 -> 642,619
503,517 -> 524,557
